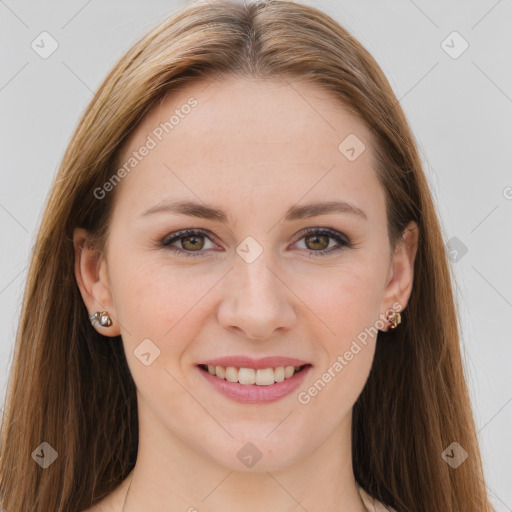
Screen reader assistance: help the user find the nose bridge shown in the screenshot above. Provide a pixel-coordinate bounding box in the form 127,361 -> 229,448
235,240 -> 283,310
218,236 -> 295,339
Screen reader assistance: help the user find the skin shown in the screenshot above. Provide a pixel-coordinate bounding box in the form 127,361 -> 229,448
75,75 -> 418,512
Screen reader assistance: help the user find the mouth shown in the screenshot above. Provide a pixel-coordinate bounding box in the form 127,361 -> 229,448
198,363 -> 308,385
196,358 -> 312,404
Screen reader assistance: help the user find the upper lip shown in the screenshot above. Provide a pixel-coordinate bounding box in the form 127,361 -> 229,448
198,356 -> 311,369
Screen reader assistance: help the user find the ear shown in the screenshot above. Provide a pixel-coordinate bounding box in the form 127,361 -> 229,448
379,220 -> 419,330
73,227 -> 121,336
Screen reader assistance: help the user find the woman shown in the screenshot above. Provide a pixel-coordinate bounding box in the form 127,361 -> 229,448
0,1 -> 493,511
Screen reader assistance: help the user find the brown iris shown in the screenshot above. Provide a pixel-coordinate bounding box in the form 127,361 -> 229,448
181,234 -> 205,251
304,233 -> 329,251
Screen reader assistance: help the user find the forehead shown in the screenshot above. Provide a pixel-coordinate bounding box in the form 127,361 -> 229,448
113,75 -> 384,224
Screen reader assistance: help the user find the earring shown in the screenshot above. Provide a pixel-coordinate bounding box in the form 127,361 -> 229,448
387,310 -> 402,329
89,311 -> 113,327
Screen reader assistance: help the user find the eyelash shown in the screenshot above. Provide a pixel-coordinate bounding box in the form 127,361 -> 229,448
161,227 -> 352,258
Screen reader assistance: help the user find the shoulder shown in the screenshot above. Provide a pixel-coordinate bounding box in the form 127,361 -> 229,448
359,486 -> 398,512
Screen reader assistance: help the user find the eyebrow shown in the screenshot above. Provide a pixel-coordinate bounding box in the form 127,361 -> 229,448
138,199 -> 368,222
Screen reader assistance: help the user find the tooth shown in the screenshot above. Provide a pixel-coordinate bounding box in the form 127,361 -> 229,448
212,364 -> 305,384
274,366 -> 285,382
255,368 -> 275,386
238,367 -> 256,385
284,366 -> 295,379
225,366 -> 238,383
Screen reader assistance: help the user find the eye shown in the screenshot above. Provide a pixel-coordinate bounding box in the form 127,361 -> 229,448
293,227 -> 352,257
161,227 -> 352,258
161,229 -> 217,258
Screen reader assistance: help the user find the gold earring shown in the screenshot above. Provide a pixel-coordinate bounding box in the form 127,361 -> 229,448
89,311 -> 113,327
387,310 -> 402,329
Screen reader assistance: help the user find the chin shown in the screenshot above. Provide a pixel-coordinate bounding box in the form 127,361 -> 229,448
199,430 -> 313,473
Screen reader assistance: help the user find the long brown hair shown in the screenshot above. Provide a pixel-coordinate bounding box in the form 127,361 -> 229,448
0,1 -> 493,510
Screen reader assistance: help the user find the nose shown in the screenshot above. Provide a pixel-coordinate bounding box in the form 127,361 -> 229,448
217,253 -> 296,341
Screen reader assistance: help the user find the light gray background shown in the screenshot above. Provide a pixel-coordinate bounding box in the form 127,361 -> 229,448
1,0 -> 511,509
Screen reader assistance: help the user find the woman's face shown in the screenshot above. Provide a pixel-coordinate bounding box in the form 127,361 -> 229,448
76,75 -> 417,472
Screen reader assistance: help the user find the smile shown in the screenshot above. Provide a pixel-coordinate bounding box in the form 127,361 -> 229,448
199,364 -> 306,385
197,357 -> 312,404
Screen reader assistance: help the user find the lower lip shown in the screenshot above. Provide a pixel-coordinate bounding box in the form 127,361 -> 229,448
198,365 -> 311,404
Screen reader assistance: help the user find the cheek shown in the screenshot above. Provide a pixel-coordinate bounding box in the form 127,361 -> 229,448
108,255 -> 218,358
107,259 -> 207,409
298,262 -> 383,398
298,274 -> 379,418
301,260 -> 385,339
